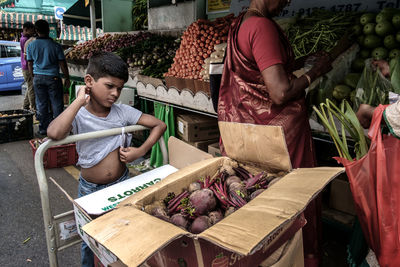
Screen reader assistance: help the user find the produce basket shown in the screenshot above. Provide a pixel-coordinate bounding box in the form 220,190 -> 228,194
136,74 -> 165,88
194,79 -> 211,96
29,139 -> 78,169
0,109 -> 34,143
165,76 -> 192,92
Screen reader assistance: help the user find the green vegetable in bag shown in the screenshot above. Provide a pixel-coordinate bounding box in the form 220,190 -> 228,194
389,57 -> 400,93
353,59 -> 391,110
333,84 -> 352,100
344,73 -> 362,89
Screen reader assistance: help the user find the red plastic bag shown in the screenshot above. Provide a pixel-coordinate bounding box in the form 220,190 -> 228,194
336,104 -> 400,267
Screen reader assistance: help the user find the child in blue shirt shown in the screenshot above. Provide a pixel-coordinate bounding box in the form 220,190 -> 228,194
47,52 -> 166,266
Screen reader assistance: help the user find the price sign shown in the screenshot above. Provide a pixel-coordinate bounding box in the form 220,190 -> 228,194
229,0 -> 400,17
207,0 -> 232,14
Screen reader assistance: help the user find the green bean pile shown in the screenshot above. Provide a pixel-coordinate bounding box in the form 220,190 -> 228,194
286,10 -> 359,58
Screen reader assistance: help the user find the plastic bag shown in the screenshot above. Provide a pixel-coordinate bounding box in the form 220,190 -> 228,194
336,105 -> 400,266
389,57 -> 400,94
354,59 -> 392,110
149,103 -> 175,168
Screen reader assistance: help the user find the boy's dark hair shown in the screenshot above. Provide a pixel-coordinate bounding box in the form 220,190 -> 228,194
86,52 -> 129,83
35,20 -> 49,35
23,22 -> 34,30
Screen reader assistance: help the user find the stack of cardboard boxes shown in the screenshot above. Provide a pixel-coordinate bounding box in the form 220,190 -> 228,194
176,113 -> 221,155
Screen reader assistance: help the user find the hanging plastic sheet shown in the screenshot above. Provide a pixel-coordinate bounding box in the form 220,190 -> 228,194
150,102 -> 175,167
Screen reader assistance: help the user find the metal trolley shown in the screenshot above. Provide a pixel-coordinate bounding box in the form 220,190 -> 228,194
34,125 -> 168,267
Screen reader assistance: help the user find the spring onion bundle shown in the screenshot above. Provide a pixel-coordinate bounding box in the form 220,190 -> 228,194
313,99 -> 369,161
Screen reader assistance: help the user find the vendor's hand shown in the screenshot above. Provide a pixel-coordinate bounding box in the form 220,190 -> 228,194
119,146 -> 145,163
76,86 -> 90,106
310,51 -> 333,78
307,51 -> 329,59
372,59 -> 390,78
356,104 -> 376,129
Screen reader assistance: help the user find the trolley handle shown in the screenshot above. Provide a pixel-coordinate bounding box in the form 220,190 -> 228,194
33,125 -> 167,267
35,125 -> 168,186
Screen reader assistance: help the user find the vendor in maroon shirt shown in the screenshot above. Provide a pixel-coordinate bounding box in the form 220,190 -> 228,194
218,0 -> 333,266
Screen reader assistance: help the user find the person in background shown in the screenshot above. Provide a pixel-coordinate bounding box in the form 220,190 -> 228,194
20,22 -> 35,111
26,19 -> 70,136
218,0 -> 333,266
47,52 -> 167,267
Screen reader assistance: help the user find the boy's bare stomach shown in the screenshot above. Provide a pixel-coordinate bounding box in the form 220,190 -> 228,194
80,149 -> 126,185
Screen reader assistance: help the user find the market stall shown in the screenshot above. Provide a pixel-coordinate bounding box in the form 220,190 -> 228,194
54,1 -> 400,266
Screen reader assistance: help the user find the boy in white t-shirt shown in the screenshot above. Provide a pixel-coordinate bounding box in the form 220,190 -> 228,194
47,52 -> 166,266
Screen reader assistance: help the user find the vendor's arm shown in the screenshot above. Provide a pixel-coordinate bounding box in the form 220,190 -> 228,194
372,59 -> 390,77
262,54 -> 331,105
292,55 -> 307,71
119,114 -> 166,163
356,104 -> 376,129
47,86 -> 90,140
244,17 -> 332,105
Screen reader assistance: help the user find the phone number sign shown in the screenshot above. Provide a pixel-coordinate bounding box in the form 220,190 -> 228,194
230,0 -> 400,17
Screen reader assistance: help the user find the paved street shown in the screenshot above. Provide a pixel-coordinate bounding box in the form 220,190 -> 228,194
0,91 -> 80,267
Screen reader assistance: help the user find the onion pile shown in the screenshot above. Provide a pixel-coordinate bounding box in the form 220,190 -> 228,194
165,14 -> 235,80
66,32 -> 152,61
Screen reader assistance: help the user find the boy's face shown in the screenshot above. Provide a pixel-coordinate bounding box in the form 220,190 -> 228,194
85,75 -> 125,108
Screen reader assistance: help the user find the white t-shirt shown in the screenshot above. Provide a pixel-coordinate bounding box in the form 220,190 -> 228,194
72,104 -> 142,168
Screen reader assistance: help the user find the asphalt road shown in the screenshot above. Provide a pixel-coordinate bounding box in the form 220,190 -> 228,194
0,90 -> 80,267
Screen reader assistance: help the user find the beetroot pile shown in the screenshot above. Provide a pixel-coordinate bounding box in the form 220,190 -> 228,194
144,163 -> 285,234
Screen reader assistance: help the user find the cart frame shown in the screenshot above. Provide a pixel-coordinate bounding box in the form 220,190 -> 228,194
34,125 -> 168,267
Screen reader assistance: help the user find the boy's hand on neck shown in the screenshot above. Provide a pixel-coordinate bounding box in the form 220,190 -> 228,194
76,86 -> 91,106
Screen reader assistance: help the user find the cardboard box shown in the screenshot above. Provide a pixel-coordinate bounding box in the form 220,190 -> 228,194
208,142 -> 222,157
58,137 -> 212,267
329,174 -> 356,215
187,138 -> 219,152
82,122 -> 343,267
259,229 -> 304,267
176,113 -> 219,142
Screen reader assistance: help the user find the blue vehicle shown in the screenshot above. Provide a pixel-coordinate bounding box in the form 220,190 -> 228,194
0,40 -> 24,92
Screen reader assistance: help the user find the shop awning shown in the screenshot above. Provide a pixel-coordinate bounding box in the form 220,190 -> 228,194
63,0 -> 102,28
60,24 -> 103,41
0,11 -> 56,29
